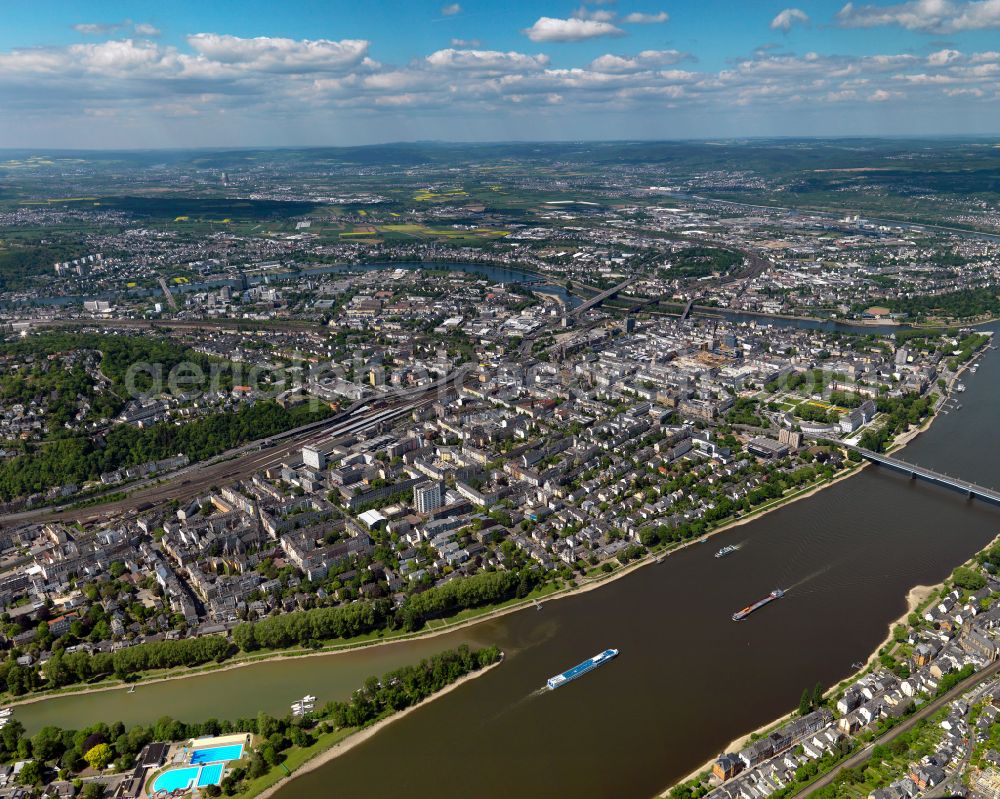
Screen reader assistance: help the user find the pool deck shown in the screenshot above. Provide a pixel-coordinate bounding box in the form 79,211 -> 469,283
191,732 -> 250,749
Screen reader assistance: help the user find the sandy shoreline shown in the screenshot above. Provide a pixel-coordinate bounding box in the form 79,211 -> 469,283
249,659 -> 502,799
667,580 -> 939,792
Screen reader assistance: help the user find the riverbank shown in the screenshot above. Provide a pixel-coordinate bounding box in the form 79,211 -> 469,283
2,464 -> 863,712
655,343 -> 995,799
245,658 -> 502,799
660,567 -> 982,799
663,579 -> 937,796
866,583 -> 936,672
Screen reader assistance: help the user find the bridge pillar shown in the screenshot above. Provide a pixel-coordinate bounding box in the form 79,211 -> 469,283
910,471 -> 916,480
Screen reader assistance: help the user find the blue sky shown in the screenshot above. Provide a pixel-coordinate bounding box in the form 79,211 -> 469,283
3,0 -> 1000,148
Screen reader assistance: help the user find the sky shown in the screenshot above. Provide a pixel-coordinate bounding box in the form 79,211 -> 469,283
4,0 -> 1000,148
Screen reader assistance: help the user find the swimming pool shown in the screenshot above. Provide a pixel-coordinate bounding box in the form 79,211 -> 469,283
152,766 -> 199,793
191,744 -> 244,764
152,763 -> 227,794
197,763 -> 224,786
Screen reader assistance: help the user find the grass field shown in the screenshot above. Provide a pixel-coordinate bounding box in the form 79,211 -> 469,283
380,223 -> 509,239
413,189 -> 468,202
236,727 -> 357,799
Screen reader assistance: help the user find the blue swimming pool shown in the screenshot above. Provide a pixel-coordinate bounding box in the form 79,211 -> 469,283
197,763 -> 224,786
152,766 -> 199,793
191,744 -> 244,764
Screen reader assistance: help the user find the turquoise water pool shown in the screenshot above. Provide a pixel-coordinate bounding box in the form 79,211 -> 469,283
198,763 -> 224,786
191,744 -> 244,764
152,762 -> 227,794
152,766 -> 199,793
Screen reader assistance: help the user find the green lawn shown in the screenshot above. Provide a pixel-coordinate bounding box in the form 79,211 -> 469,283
237,727 -> 358,799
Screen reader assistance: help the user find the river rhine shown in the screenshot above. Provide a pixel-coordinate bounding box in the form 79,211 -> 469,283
18,324 -> 1000,799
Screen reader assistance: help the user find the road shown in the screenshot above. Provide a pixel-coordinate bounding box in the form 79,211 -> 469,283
796,658 -> 1000,798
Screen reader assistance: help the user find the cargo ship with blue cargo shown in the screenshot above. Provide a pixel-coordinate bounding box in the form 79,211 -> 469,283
546,649 -> 619,690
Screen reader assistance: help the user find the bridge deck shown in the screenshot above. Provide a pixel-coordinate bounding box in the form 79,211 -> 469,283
680,296 -> 700,320
570,277 -> 638,317
853,446 -> 1000,504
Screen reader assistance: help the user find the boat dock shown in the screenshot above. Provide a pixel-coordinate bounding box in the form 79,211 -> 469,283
291,695 -> 316,716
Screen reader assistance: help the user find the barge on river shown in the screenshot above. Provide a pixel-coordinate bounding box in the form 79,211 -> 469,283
546,649 -> 619,690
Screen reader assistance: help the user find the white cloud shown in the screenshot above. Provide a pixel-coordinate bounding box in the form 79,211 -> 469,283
450,38 -> 481,47
441,3 -> 462,15
3,26 -> 997,143
896,72 -> 955,83
73,23 -> 121,35
927,48 -> 961,64
85,39 -> 166,70
186,34 -> 369,72
572,5 -> 617,21
523,16 -> 624,42
73,20 -> 160,37
426,49 -> 549,71
836,0 -> 1000,33
363,71 -> 434,91
955,62 -> 1000,75
589,50 -> 690,72
770,8 -> 810,31
621,11 -> 669,24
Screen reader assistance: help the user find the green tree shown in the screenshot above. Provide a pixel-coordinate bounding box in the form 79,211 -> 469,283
812,682 -> 824,708
81,783 -> 105,799
17,760 -> 41,786
31,725 -> 65,762
246,751 -> 268,779
799,688 -> 812,716
952,566 -> 986,591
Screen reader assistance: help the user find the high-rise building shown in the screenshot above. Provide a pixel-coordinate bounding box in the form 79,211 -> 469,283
302,446 -> 326,471
413,481 -> 442,513
777,428 -> 802,450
